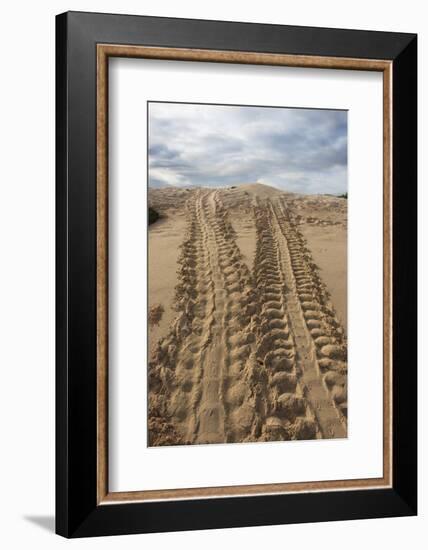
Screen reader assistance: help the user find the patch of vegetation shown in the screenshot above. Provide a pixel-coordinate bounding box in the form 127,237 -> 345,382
338,192 -> 348,199
148,206 -> 161,225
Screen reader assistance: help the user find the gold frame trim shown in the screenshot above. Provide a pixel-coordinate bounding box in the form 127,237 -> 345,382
96,44 -> 392,504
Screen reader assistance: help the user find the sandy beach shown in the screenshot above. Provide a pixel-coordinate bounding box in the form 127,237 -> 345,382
148,183 -> 347,446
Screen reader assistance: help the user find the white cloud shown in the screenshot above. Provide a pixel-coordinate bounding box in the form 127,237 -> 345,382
148,102 -> 347,194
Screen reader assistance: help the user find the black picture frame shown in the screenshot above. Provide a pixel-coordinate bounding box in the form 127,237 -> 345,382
56,11 -> 417,538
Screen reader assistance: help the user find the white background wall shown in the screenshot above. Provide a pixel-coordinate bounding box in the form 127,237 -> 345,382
0,0 -> 424,547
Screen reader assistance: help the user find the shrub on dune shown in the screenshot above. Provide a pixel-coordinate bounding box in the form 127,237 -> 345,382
149,206 -> 161,225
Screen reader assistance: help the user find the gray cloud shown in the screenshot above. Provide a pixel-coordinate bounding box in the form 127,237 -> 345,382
148,102 -> 347,194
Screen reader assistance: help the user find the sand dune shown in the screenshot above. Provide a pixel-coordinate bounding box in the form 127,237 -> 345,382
148,184 -> 347,446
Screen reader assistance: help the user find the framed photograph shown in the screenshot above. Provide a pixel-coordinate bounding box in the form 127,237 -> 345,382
56,11 -> 417,537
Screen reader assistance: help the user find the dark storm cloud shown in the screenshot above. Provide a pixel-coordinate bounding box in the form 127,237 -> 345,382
148,102 -> 347,194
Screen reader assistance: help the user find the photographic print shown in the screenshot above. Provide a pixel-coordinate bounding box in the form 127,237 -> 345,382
57,14 -> 417,536
147,102 -> 348,447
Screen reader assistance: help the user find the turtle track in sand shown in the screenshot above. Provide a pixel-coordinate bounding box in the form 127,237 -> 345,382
148,190 -> 347,445
148,190 -> 258,445
250,203 -> 320,441
266,199 -> 347,438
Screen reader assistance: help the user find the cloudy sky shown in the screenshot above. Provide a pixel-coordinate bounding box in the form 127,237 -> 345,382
148,102 -> 347,194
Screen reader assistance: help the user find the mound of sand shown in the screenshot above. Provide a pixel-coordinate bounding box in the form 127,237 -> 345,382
230,182 -> 285,199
